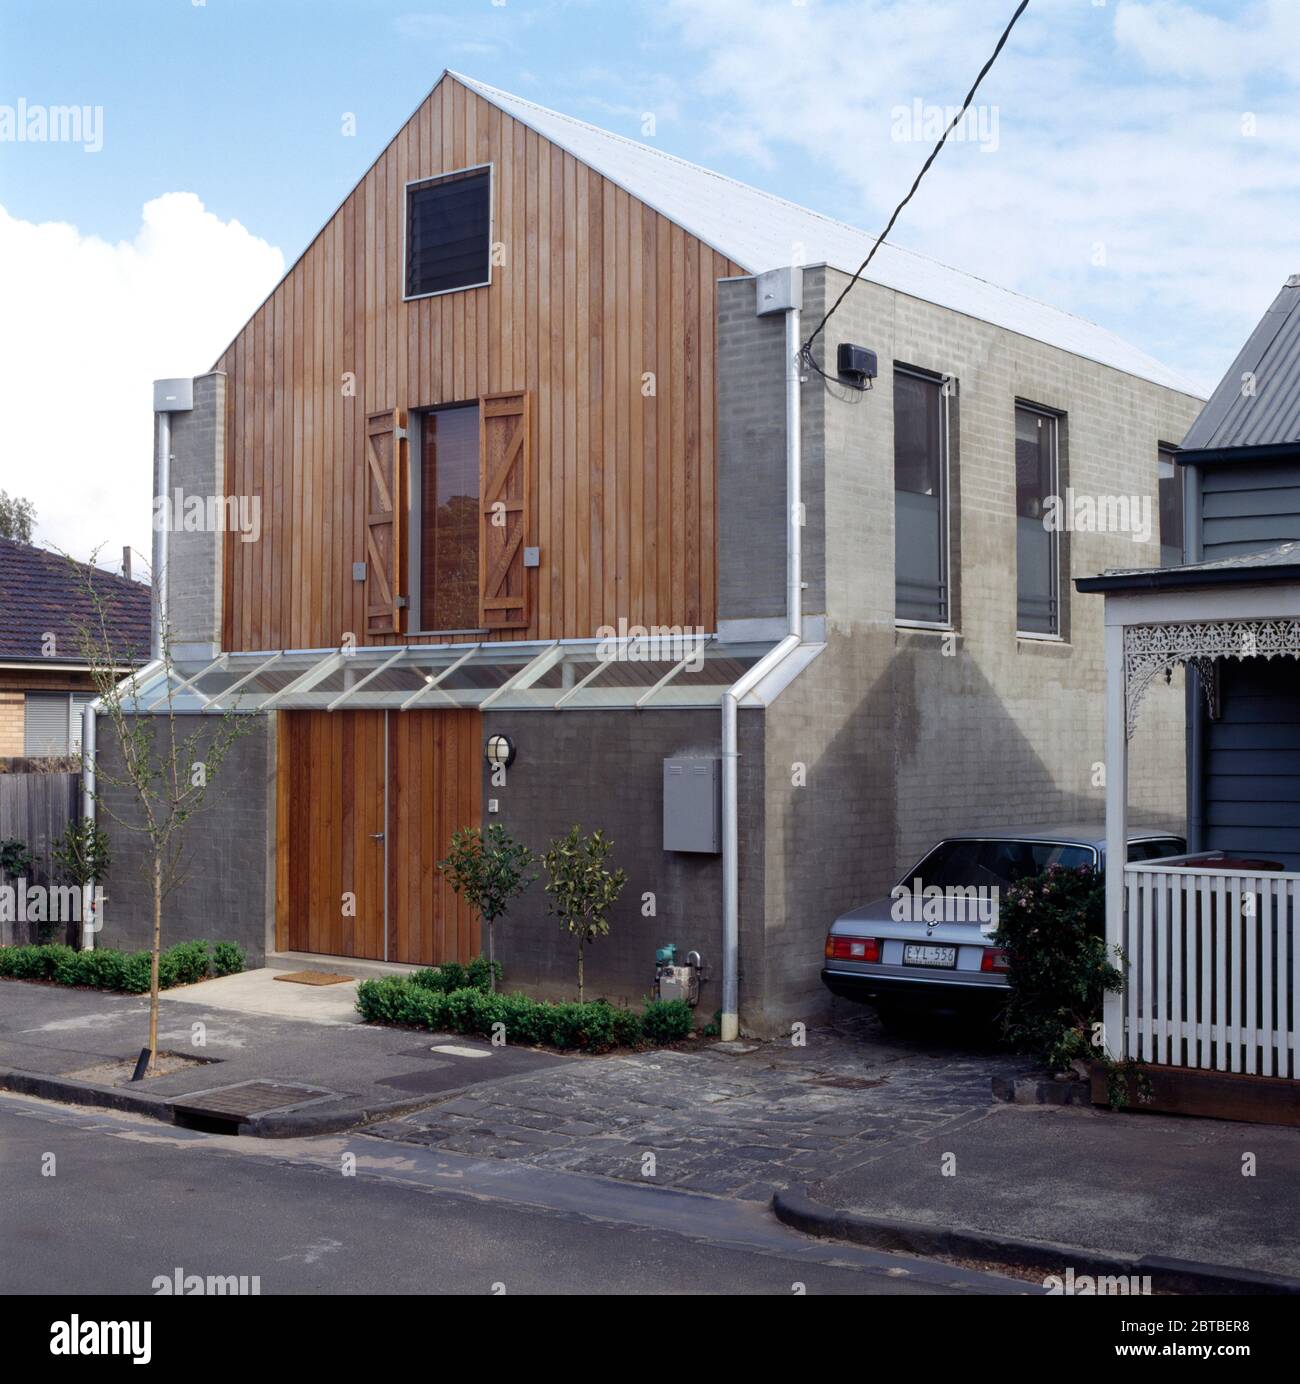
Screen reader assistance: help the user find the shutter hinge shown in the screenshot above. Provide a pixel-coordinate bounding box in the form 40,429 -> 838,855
394,425 -> 409,442
395,595 -> 408,609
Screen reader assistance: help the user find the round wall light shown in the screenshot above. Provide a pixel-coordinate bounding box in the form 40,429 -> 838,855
485,733 -> 517,769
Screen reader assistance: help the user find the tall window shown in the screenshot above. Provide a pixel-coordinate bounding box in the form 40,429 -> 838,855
894,367 -> 950,625
1015,404 -> 1060,636
1158,445 -> 1184,567
404,166 -> 491,300
421,405 -> 480,631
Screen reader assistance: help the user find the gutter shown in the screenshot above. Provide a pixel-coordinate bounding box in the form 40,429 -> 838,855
719,267 -> 807,1041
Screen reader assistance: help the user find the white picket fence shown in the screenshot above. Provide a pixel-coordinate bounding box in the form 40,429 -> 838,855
1123,864 -> 1300,1078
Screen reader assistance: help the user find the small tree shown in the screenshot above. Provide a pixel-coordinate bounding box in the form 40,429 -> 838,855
69,549 -> 250,1073
540,825 -> 627,1003
53,817 -> 112,947
0,490 -> 36,543
437,824 -> 535,990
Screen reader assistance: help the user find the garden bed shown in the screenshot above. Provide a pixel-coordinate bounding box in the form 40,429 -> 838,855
0,940 -> 246,993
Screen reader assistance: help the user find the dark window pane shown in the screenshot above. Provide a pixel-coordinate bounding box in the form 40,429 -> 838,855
1158,447 -> 1183,567
422,406 -> 480,630
894,370 -> 947,623
1016,406 -> 1058,634
406,168 -> 491,298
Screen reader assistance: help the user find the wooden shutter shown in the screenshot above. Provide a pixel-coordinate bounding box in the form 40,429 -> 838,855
364,409 -> 407,636
479,392 -> 531,631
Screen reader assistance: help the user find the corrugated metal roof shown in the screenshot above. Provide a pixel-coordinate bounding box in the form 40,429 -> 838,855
1180,277 -> 1300,452
452,72 -> 1202,397
1075,540 -> 1300,593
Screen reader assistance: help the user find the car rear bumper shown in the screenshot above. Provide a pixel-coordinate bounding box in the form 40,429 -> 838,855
821,966 -> 1008,1010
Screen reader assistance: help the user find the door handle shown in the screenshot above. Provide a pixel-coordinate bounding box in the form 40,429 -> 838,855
370,832 -> 385,842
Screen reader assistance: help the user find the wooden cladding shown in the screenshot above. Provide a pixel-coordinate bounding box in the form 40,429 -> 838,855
364,409 -> 407,635
217,74 -> 743,652
276,708 -> 482,965
479,391 -> 530,629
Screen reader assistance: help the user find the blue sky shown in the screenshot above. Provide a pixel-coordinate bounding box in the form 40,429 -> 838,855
2,0 -> 1297,559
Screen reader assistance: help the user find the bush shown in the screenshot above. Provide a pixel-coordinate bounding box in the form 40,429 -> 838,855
0,939 -> 247,993
409,957 -> 500,995
211,941 -> 246,977
642,999 -> 695,1044
997,864 -> 1121,1078
356,977 -> 681,1053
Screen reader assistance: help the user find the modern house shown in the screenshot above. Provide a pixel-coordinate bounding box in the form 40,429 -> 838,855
98,71 -> 1203,1037
0,539 -> 149,761
1080,274 -> 1300,1121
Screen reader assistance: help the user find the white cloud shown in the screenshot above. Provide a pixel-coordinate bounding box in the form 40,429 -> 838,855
0,192 -> 283,569
654,0 -> 1300,391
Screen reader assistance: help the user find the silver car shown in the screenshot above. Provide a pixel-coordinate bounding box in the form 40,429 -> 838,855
821,826 -> 1185,1023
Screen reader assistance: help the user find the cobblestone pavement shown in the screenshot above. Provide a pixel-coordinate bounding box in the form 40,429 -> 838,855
365,1013 -> 1028,1201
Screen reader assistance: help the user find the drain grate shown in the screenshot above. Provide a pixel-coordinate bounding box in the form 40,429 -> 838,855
173,1080 -> 335,1122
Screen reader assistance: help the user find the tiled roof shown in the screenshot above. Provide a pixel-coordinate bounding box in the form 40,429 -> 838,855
1180,277 -> 1300,452
0,538 -> 151,665
452,72 -> 1203,397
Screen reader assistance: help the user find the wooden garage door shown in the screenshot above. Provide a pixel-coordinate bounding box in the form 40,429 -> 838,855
276,709 -> 482,965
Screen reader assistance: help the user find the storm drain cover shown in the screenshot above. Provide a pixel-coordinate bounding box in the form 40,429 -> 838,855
172,1081 -> 336,1119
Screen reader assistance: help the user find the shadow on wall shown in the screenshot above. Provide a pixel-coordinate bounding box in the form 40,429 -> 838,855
760,633 -> 1185,1031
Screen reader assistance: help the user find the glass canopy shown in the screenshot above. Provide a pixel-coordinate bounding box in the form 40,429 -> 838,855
115,636 -> 815,715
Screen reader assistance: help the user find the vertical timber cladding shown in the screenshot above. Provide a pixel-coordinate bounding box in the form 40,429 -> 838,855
216,74 -> 743,651
277,709 -> 482,964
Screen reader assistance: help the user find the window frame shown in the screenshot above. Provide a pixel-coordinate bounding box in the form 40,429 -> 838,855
1014,400 -> 1062,641
401,162 -> 495,304
1157,442 -> 1184,568
407,401 -> 489,638
893,364 -> 953,632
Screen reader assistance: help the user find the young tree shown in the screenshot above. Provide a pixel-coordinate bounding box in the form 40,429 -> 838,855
70,551 -> 250,1073
540,825 -> 627,1003
437,823 -> 535,990
0,490 -> 36,542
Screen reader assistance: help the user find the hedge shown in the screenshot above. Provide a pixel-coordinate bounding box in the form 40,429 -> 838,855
356,973 -> 694,1053
0,939 -> 246,993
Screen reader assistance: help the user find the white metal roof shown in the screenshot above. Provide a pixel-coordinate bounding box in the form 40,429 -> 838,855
453,72 -> 1202,398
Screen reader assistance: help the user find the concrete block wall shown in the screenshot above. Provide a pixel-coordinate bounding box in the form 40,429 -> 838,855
482,707 -> 740,1012
714,263 -> 1204,1034
94,712 -> 271,963
159,371 -> 225,658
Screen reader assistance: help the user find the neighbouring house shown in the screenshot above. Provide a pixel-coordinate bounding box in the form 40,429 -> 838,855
0,539 -> 150,761
1079,274 -> 1300,1122
97,71 -> 1204,1036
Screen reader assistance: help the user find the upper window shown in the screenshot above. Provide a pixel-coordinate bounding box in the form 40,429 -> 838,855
404,167 -> 491,300
1158,445 -> 1184,568
894,367 -> 950,626
24,692 -> 94,757
1015,404 -> 1060,637
420,404 -> 481,632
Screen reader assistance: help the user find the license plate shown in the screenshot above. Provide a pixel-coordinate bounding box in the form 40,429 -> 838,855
903,944 -> 957,968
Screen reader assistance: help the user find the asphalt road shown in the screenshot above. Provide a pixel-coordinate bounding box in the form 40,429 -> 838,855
0,1091 -> 1028,1296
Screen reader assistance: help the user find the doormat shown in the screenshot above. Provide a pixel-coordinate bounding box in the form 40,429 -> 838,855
273,970 -> 355,986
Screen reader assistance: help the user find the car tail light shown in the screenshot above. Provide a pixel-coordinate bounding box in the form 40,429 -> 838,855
825,935 -> 880,963
981,947 -> 1010,973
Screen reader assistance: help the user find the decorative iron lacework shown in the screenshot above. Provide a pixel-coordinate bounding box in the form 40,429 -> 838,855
1124,619 -> 1300,737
